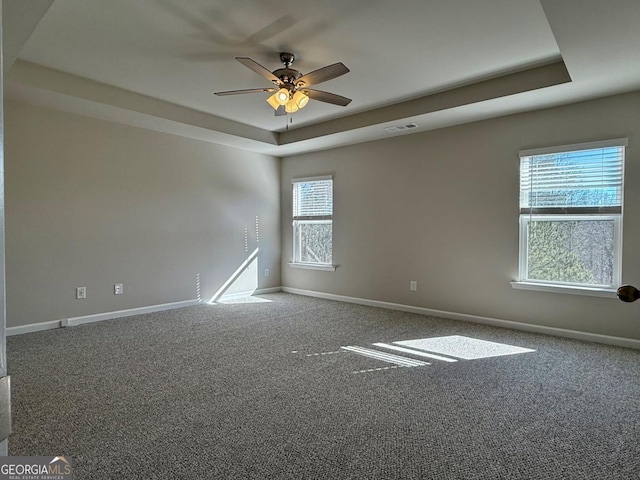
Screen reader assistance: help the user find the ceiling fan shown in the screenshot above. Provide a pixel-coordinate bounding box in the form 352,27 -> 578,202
214,52 -> 351,115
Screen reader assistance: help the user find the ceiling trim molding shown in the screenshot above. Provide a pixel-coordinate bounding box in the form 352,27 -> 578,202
279,60 -> 571,145
7,60 -> 278,147
6,59 -> 573,156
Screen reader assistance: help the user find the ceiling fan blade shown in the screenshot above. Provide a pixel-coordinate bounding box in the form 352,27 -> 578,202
303,89 -> 352,106
296,62 -> 349,87
275,105 -> 287,116
214,87 -> 275,96
236,57 -> 280,84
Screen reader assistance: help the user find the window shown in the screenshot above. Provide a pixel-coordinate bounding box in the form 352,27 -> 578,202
291,176 -> 334,269
517,139 -> 626,292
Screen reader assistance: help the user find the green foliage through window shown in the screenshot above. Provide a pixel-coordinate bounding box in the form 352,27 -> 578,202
527,220 -> 614,285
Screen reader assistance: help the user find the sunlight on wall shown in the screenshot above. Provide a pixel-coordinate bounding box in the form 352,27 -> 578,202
209,247 -> 259,303
208,247 -> 272,304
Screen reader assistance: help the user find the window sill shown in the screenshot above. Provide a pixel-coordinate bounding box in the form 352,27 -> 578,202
288,263 -> 337,272
510,281 -> 617,298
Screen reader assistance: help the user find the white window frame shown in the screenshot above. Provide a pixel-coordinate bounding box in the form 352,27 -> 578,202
512,139 -> 627,297
517,214 -> 622,293
290,176 -> 336,271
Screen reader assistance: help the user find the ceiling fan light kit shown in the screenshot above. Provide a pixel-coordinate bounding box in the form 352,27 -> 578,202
215,52 -> 351,115
267,87 -> 309,113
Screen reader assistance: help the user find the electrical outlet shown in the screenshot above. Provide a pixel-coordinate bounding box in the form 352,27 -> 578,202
76,287 -> 86,299
264,269 -> 270,277
410,281 -> 417,291
114,283 -> 123,295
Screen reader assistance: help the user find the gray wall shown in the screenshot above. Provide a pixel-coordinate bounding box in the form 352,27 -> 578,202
5,101 -> 281,327
281,91 -> 640,340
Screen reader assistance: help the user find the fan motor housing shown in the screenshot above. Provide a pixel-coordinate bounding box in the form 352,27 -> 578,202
272,68 -> 302,87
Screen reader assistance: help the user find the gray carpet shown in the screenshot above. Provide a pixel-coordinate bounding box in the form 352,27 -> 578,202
6,293 -> 640,479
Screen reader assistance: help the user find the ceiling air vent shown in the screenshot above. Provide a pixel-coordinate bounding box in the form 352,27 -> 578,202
383,123 -> 419,133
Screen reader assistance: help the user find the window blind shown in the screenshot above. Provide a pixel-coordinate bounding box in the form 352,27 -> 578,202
520,144 -> 625,215
293,178 -> 333,221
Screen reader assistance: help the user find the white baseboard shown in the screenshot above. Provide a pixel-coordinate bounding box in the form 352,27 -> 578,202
66,299 -> 201,327
281,287 -> 640,350
255,287 -> 282,295
7,289 -> 283,335
6,320 -> 62,336
7,299 -> 201,335
11,287 -> 638,349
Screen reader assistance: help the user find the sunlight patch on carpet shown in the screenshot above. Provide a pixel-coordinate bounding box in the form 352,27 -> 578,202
394,335 -> 536,360
341,346 -> 429,367
216,295 -> 272,304
372,343 -> 458,362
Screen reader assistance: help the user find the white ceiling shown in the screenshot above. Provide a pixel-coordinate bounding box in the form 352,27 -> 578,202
4,0 -> 640,156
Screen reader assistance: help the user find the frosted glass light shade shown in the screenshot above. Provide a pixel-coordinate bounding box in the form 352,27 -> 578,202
266,93 -> 281,110
293,91 -> 309,108
285,100 -> 299,113
275,88 -> 289,105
